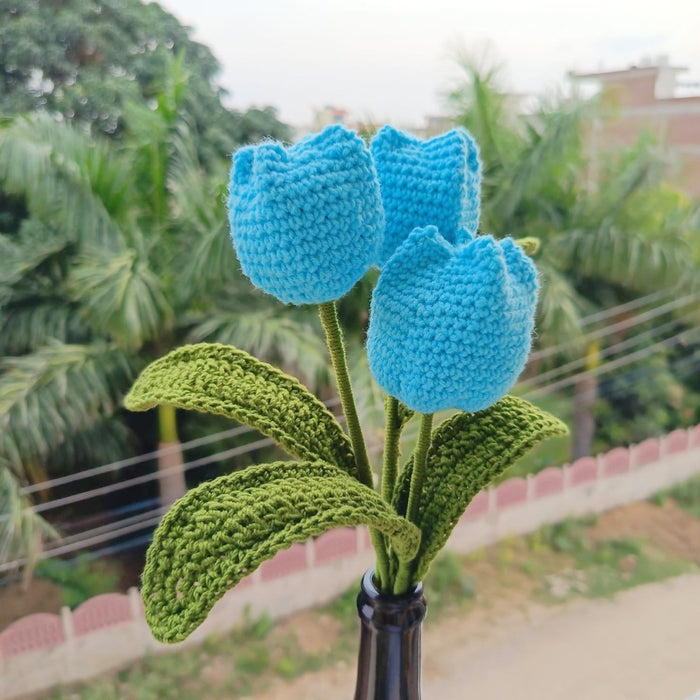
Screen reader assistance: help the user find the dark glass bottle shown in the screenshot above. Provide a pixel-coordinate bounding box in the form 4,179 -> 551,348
353,569 -> 427,700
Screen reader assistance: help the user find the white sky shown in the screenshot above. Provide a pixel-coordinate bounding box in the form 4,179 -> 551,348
158,0 -> 700,128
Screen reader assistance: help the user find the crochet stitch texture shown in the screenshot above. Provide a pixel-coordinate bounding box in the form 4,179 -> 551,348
370,125 -> 481,266
228,124 -> 385,305
367,226 -> 538,413
142,460 -> 421,643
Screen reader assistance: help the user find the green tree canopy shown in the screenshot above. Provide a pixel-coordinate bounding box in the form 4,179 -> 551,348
0,0 -> 290,159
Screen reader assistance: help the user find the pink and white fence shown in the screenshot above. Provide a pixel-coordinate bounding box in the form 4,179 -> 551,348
1,424 -> 699,699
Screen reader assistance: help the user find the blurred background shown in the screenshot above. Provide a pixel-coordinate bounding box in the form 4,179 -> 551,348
0,0 -> 699,696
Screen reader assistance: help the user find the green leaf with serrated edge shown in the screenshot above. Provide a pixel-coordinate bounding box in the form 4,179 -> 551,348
394,395 -> 567,584
142,460 -> 420,643
124,343 -> 357,476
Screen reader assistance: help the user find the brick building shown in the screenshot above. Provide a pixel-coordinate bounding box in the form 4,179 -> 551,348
570,58 -> 700,196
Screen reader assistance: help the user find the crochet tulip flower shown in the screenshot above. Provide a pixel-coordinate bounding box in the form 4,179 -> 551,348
228,125 -> 385,305
370,125 -> 481,265
126,123 -> 568,649
367,226 -> 538,414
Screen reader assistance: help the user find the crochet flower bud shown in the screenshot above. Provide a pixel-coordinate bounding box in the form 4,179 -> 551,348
370,126 -> 481,266
367,227 -> 538,414
228,125 -> 385,305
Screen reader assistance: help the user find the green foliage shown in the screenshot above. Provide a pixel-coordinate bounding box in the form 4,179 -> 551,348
0,0 -> 289,156
35,557 -> 120,608
0,342 -> 136,477
0,24 -> 310,571
0,468 -> 59,578
424,552 -> 476,609
448,59 -> 700,456
394,395 -> 568,583
125,342 -> 356,476
141,460 -> 420,643
651,475 -> 700,518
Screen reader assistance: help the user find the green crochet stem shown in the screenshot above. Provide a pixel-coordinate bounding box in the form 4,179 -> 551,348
379,396 -> 401,581
318,303 -> 372,487
318,301 -> 391,589
381,396 -> 401,504
394,412 -> 433,594
394,395 -> 569,583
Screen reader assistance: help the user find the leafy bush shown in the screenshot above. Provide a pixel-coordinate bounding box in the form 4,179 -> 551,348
35,557 -> 120,608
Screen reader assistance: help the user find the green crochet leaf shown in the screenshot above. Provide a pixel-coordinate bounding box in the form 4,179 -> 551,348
124,342 -> 357,476
142,460 -> 421,643
394,395 -> 568,583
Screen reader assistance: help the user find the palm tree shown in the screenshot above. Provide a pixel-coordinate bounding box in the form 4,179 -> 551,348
0,71 -> 328,567
448,59 -> 700,458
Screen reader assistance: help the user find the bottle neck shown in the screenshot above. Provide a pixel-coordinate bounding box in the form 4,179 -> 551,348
354,569 -> 427,700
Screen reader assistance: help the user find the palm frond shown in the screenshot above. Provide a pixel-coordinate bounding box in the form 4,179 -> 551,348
0,343 -> 136,479
0,299 -> 89,355
553,225 -> 696,292
69,248 -> 172,350
166,126 -> 238,298
0,466 -> 60,577
0,114 -> 131,248
534,260 -> 589,357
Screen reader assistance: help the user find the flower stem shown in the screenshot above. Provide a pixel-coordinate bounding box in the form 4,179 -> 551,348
404,412 -> 433,525
393,412 -> 433,594
319,302 -> 372,488
318,301 -> 391,588
382,396 -> 401,503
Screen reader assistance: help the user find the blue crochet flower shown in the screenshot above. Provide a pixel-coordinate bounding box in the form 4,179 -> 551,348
228,125 -> 385,305
367,226 -> 538,414
370,126 -> 481,266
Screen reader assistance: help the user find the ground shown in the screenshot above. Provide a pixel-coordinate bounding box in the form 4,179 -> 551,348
9,483 -> 700,699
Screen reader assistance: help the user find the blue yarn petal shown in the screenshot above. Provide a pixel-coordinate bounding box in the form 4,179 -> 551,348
367,227 -> 538,414
370,126 -> 481,266
228,125 -> 385,305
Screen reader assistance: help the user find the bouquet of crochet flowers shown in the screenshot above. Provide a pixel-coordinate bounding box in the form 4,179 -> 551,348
125,124 -> 567,645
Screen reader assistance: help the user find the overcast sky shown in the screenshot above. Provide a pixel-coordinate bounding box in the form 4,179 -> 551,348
158,0 -> 700,128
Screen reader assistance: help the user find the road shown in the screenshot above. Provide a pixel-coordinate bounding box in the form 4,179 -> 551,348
251,573 -> 700,700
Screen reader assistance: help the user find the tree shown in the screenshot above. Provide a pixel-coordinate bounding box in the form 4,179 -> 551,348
0,0 -> 290,154
448,58 -> 700,458
0,84 -> 320,571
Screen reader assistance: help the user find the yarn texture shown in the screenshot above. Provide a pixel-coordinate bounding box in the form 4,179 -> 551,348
228,124 -> 385,305
367,226 -> 539,414
124,342 -> 357,477
371,125 -> 481,266
141,460 -> 420,643
393,396 -> 567,583
123,123 -> 567,639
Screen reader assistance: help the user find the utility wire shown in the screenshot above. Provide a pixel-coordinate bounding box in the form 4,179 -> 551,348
520,314 -> 693,388
5,305 -> 697,522
13,291 -> 690,497
20,396 -> 341,494
524,327 -> 700,398
528,293 -> 699,363
4,349 -> 697,575
578,287 -> 677,326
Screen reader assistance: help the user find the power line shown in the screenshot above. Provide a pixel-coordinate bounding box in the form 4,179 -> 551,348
528,293 -> 699,363
3,348 -> 697,574
15,291 -> 683,496
524,327 -> 700,398
520,313 -> 694,388
5,307 -> 697,523
578,287 -> 677,326
12,290 -> 690,498
21,396 -> 341,495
